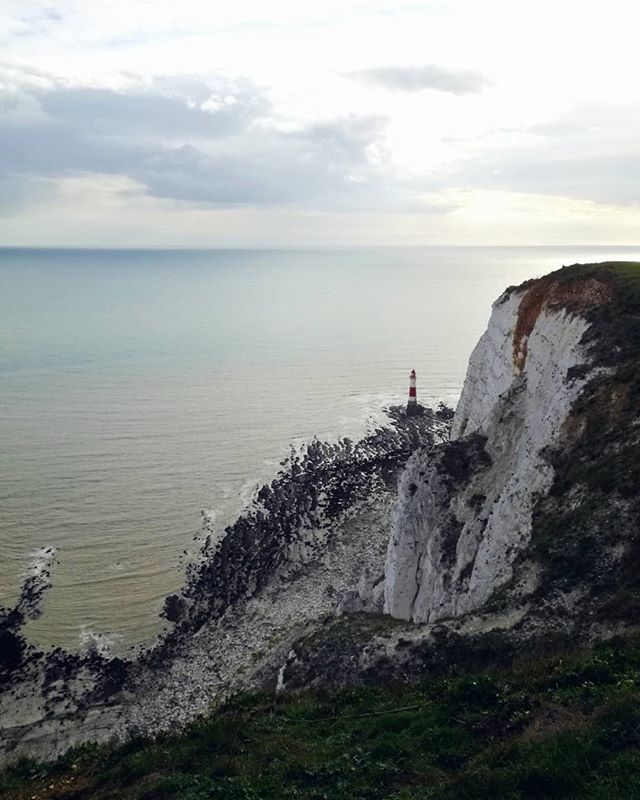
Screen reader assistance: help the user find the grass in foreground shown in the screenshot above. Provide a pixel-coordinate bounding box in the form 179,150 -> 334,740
4,636 -> 640,799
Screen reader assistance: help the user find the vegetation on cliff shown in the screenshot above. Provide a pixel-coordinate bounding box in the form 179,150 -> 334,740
529,262 -> 640,621
3,633 -> 640,799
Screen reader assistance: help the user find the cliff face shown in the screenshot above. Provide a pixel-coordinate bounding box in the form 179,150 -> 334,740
384,269 -> 617,624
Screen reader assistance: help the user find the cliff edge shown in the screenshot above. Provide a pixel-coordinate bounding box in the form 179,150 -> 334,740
384,262 -> 640,635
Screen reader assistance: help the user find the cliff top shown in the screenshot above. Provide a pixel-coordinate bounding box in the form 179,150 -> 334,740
505,261 -> 640,373
511,260 -> 640,297
508,261 -> 640,331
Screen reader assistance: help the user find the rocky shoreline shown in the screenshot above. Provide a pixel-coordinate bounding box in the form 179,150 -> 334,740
0,404 -> 451,766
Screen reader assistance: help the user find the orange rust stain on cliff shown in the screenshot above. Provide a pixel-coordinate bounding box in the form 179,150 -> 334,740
513,277 -> 613,373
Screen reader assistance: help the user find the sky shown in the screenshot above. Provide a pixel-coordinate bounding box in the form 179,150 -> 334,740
1,0 -> 639,246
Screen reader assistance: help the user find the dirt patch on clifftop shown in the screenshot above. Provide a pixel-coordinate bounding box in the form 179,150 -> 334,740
512,277 -> 613,373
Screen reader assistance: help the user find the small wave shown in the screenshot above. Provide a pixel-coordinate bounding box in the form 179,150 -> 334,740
79,626 -> 122,657
15,545 -> 58,621
23,545 -> 57,579
197,507 -> 224,549
238,479 -> 261,509
346,392 -> 403,434
200,508 -> 216,530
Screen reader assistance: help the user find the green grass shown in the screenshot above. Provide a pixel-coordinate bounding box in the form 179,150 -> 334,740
5,636 -> 640,799
531,261 -> 640,301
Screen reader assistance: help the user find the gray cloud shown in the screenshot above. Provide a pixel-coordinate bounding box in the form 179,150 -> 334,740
4,66 -> 636,216
346,64 -> 491,94
453,151 -> 640,206
36,80 -> 268,139
0,68 -> 423,211
138,117 -> 390,207
441,103 -> 640,206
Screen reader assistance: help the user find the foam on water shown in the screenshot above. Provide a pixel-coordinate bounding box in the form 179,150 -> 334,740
79,626 -> 122,657
23,547 -> 57,581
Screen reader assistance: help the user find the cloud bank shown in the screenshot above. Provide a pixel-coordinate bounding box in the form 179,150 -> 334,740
440,102 -> 640,207
0,67 -> 423,212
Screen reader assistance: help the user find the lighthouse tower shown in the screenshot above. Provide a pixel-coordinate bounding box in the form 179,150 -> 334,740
407,369 -> 418,416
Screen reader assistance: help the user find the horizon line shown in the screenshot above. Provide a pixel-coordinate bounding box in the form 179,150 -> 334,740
2,243 -> 640,252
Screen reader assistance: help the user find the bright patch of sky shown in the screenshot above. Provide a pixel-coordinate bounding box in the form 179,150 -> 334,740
1,0 -> 639,245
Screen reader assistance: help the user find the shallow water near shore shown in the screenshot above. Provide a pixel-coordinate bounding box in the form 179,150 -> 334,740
2,245 -> 639,652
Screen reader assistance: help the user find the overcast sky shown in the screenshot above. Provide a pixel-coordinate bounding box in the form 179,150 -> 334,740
1,0 -> 639,246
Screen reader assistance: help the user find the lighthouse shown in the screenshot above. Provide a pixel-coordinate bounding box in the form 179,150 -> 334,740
407,369 -> 418,416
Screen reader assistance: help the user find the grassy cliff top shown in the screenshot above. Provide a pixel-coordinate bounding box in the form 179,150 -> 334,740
555,260 -> 640,282
554,261 -> 640,318
3,634 -> 640,800
514,261 -> 640,294
505,262 -> 640,375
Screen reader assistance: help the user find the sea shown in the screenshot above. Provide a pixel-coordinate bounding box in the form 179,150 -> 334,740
2,245 -> 639,653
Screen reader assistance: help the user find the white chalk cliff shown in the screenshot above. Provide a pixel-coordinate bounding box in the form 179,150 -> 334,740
384,275 -> 612,623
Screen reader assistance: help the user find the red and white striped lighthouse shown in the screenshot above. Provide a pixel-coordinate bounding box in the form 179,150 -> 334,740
407,369 -> 418,415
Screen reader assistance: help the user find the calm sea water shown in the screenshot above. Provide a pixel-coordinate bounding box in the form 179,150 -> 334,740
2,246 -> 639,652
